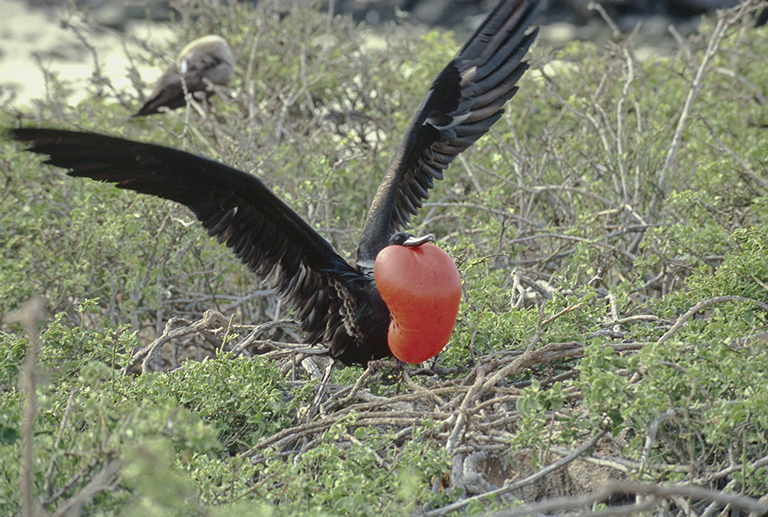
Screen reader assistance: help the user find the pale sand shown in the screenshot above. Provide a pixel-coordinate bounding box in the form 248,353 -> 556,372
0,0 -> 174,110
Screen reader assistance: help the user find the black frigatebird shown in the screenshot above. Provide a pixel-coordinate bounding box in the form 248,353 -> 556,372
11,0 -> 539,367
135,35 -> 235,117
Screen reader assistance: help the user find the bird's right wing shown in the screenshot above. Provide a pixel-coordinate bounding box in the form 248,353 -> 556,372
358,0 -> 539,261
134,64 -> 187,116
11,128 -> 360,344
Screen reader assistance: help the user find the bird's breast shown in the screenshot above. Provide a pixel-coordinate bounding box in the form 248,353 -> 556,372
374,243 -> 461,363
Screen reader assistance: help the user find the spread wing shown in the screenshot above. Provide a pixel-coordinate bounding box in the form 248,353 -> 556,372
11,128 -> 360,345
357,0 -> 539,261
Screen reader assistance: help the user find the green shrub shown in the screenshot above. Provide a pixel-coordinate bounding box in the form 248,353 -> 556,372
3,0 -> 768,514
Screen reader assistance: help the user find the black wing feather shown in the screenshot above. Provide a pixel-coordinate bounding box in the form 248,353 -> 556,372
357,0 -> 539,262
10,128 -> 360,345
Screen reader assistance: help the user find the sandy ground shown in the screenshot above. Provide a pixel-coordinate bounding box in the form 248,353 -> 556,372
0,0 -> 173,110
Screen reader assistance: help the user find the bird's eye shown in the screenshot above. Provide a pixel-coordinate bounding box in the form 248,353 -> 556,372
393,232 -> 412,246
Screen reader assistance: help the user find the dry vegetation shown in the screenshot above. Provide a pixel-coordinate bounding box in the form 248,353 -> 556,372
2,0 -> 768,515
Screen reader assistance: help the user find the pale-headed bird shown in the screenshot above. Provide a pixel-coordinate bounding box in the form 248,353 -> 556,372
135,35 -> 235,117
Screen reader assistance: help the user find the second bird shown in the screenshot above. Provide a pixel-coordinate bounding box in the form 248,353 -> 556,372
135,35 -> 235,117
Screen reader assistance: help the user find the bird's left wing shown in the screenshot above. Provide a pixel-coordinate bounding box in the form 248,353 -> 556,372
357,0 -> 539,261
10,128 -> 360,343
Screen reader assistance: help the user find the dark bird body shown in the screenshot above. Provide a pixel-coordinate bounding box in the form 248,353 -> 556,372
135,35 -> 235,117
12,0 -> 539,366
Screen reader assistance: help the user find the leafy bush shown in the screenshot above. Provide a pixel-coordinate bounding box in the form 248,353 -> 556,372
2,0 -> 768,515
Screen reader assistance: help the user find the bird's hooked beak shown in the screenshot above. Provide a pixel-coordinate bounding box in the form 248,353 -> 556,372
402,234 -> 435,248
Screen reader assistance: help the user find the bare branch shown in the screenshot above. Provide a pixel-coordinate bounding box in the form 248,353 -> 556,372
51,459 -> 125,517
656,296 -> 768,345
4,296 -> 46,517
483,481 -> 768,517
